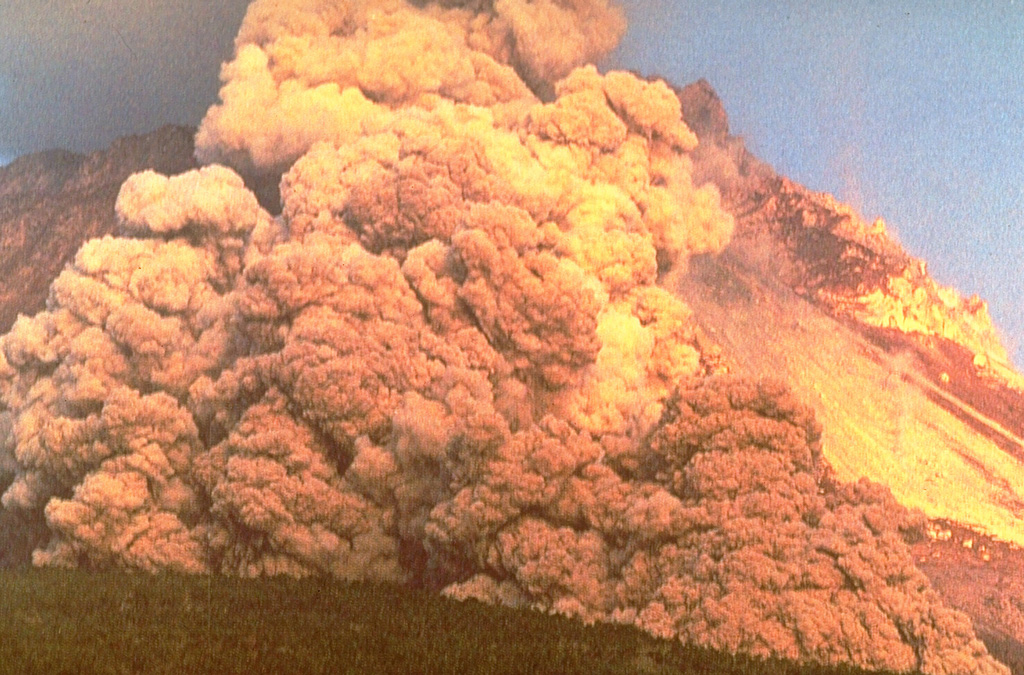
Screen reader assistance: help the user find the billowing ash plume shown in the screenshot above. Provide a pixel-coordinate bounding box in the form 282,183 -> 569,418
0,1 -> 1007,673
195,0 -> 627,175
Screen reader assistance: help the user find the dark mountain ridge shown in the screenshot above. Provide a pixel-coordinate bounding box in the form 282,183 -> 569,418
0,125 -> 196,333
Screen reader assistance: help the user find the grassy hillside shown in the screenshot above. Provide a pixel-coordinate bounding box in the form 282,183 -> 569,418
0,569 -> 912,675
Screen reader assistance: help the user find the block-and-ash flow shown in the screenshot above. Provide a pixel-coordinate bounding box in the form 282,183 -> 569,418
0,2 -> 1018,674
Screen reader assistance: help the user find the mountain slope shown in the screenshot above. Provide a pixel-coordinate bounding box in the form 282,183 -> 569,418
0,126 -> 197,333
678,80 -> 1024,543
678,79 -> 1024,670
676,247 -> 1024,547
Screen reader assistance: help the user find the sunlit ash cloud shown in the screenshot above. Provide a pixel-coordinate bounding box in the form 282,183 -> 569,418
0,2 -> 1007,673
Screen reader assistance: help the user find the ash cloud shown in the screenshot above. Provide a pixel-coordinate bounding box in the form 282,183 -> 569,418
0,1 -> 1008,673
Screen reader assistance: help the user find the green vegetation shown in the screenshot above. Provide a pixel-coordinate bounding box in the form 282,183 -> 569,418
0,569 -> 914,675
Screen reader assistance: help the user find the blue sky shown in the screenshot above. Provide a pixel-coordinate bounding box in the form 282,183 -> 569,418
610,0 -> 1024,363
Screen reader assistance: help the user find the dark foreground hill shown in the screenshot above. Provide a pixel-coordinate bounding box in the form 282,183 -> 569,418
0,568 -> 909,675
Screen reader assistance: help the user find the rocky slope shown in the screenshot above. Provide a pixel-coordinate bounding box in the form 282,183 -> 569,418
678,79 -> 1024,671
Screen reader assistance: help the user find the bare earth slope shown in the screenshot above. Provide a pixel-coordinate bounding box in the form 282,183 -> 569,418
678,79 -> 1024,671
677,251 -> 1024,545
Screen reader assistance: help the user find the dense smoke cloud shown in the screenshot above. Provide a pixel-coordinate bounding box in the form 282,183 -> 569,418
0,166 -> 271,571
0,1 -> 1007,673
195,0 -> 626,174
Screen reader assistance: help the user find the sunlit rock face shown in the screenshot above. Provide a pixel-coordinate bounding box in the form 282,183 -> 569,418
0,2 -> 1016,674
678,79 -> 1020,392
678,77 -> 1024,671
742,175 -> 1015,388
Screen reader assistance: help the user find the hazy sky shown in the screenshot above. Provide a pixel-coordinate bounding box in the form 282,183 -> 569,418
0,0 -> 250,162
1,1 -> 1022,363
